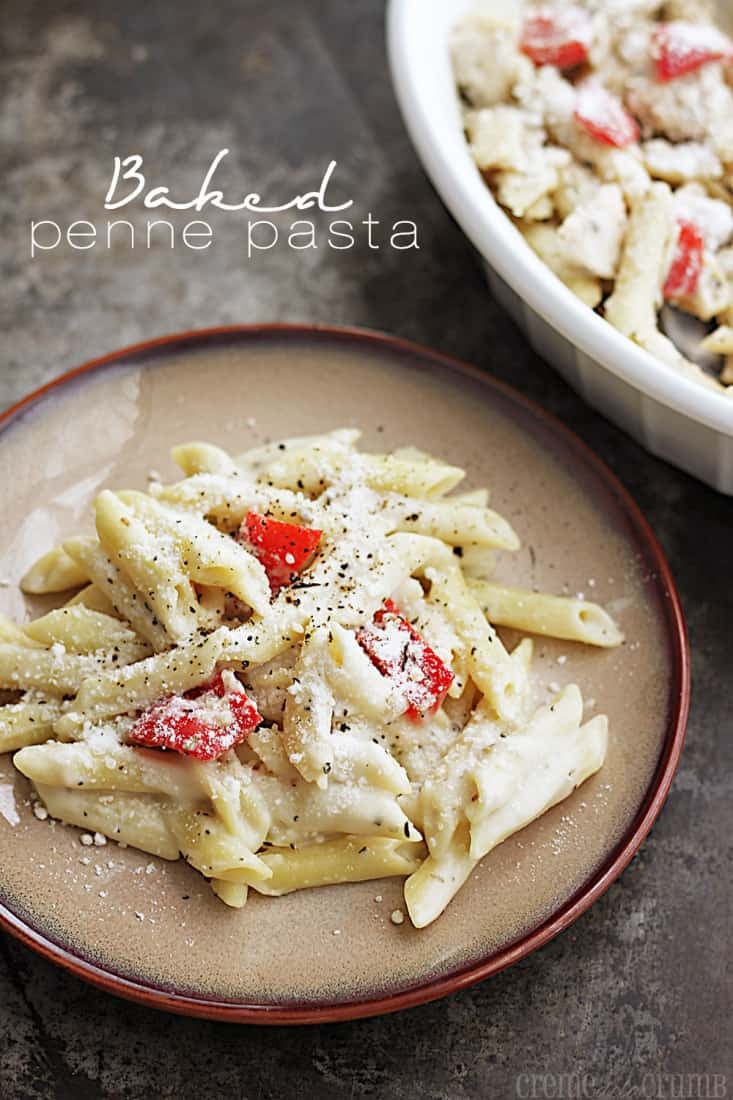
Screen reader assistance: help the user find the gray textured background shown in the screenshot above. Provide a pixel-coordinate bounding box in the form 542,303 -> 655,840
1,2 -> 731,1098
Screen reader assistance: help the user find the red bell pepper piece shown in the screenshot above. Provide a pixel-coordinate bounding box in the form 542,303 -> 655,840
663,219 -> 705,300
357,599 -> 454,720
574,81 -> 640,147
128,672 -> 261,761
240,512 -> 322,593
519,6 -> 593,69
652,21 -> 732,82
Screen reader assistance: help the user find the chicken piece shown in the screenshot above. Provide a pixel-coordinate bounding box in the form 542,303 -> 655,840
597,148 -> 652,200
673,183 -> 733,250
557,183 -> 628,279
674,249 -> 729,320
451,13 -> 531,108
554,161 -> 604,219
515,64 -> 576,135
627,63 -> 733,144
557,134 -> 650,201
642,139 -> 722,183
465,106 -> 538,172
522,194 -> 555,222
592,21 -> 653,99
520,222 -> 603,307
519,66 -> 650,200
495,147 -> 571,219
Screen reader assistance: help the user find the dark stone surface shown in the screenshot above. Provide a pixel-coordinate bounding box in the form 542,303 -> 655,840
0,2 -> 730,1097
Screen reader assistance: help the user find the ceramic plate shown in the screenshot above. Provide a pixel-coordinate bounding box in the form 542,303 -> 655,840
0,326 -> 689,1022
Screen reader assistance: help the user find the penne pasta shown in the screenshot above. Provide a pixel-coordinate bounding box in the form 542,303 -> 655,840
2,430 -> 622,925
423,560 -> 529,723
94,491 -> 204,643
34,784 -> 181,859
604,184 -> 676,351
452,6 -> 733,390
21,546 -> 89,595
249,836 -> 424,896
14,739 -> 207,803
64,584 -> 122,618
386,497 -> 519,551
0,614 -> 44,649
468,580 -> 624,647
23,606 -> 153,659
171,441 -> 240,477
210,879 -> 249,907
0,699 -> 63,753
0,643 -> 108,695
63,536 -> 170,651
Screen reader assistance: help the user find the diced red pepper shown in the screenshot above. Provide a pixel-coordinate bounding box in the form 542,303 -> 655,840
128,673 -> 261,761
519,6 -> 593,69
574,81 -> 640,147
663,219 -> 705,300
652,21 -> 733,82
239,512 -> 322,594
357,599 -> 454,720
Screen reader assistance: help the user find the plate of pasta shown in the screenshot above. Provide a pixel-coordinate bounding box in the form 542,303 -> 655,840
0,325 -> 688,1022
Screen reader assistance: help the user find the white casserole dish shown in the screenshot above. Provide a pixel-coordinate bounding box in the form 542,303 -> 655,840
387,0 -> 733,493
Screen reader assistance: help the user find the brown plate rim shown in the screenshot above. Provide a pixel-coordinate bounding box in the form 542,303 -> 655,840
0,323 -> 690,1024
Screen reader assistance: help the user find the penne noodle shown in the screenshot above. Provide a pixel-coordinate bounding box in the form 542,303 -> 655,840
0,643 -> 107,695
0,699 -> 64,753
386,497 -> 519,551
249,836 -> 424,896
210,879 -> 248,907
21,546 -> 89,595
167,808 -> 271,883
151,474 -> 307,530
424,562 -> 528,723
65,584 -> 122,618
171,442 -> 240,477
14,740 -> 207,803
282,625 -> 336,786
0,614 -> 44,649
468,580 -> 624,647
23,606 -> 152,659
53,629 -> 226,736
63,536 -> 170,651
34,784 -> 180,859
119,491 -> 271,615
94,491 -> 203,643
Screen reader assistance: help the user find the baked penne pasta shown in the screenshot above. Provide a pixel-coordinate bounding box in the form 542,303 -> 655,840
452,3 -> 733,390
2,430 -> 622,926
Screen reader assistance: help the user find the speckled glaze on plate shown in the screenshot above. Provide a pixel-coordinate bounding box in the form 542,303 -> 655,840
0,326 -> 689,1023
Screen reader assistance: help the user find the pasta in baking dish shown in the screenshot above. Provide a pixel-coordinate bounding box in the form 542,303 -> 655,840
0,430 -> 622,928
452,0 -> 733,392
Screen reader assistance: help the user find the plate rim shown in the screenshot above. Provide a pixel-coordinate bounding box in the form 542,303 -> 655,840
0,323 -> 690,1024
